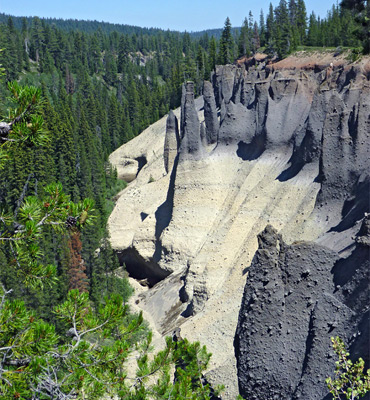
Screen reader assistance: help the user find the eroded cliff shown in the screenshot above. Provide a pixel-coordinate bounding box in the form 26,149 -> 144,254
108,52 -> 370,399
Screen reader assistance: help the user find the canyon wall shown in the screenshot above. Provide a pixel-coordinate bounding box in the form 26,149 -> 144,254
108,52 -> 370,399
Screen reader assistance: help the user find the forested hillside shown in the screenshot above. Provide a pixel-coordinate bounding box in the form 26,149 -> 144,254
0,14 -> 213,320
0,0 -> 368,398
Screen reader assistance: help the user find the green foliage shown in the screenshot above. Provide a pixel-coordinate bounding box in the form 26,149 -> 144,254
238,18 -> 251,58
0,6 -> 367,400
0,285 -> 59,399
0,48 -> 5,76
0,82 -> 95,289
341,0 -> 370,54
0,82 -> 48,169
349,47 -> 363,62
0,288 -> 140,399
326,336 -> 370,399
219,17 -> 234,64
0,182 -> 94,288
0,287 -> 221,399
119,333 -> 223,400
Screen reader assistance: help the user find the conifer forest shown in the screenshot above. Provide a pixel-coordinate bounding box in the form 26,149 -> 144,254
0,0 -> 369,398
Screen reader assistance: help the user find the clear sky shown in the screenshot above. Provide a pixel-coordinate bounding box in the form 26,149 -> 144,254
0,0 -> 335,32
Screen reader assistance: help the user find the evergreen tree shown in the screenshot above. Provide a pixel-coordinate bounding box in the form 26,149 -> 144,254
219,17 -> 234,64
307,12 -> 320,46
29,16 -> 43,63
253,22 -> 261,52
238,18 -> 251,57
266,2 -> 277,53
275,0 -> 292,58
296,0 -> 308,44
104,50 -> 118,85
259,9 -> 267,47
67,231 -> 89,292
127,79 -> 141,134
341,0 -> 370,53
208,36 -> 217,71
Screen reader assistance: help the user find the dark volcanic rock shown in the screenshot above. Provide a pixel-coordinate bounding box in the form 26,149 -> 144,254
164,110 -> 180,173
356,214 -> 370,246
218,101 -> 255,146
213,64 -> 237,107
210,58 -> 370,165
203,80 -> 219,144
180,83 -> 186,138
235,224 -> 369,400
179,81 -> 202,159
317,88 -> 370,206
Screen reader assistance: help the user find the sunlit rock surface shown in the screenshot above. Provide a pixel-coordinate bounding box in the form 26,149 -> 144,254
108,52 -> 370,399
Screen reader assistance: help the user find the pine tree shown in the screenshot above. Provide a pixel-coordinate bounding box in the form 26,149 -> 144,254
29,16 -> 44,63
208,36 -> 217,71
67,231 -> 89,292
127,79 -> 141,134
104,50 -> 118,86
266,2 -> 277,54
307,12 -> 319,46
219,17 -> 234,64
341,0 -> 370,53
275,0 -> 292,58
259,9 -> 267,47
89,33 -> 102,74
238,18 -> 251,57
296,0 -> 308,44
289,0 -> 297,24
1,19 -> 21,80
253,22 -> 261,52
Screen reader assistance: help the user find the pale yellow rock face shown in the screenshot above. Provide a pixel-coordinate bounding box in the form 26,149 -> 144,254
108,100 -> 324,400
108,107 -> 180,252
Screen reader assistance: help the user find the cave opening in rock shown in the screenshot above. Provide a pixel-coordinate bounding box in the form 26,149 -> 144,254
117,247 -> 170,288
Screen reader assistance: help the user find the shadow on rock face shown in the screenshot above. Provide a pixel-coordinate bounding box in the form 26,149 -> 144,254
135,156 -> 147,176
153,154 -> 179,263
329,175 -> 370,233
236,136 -> 265,161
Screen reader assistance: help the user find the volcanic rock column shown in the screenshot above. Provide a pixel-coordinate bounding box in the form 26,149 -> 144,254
179,81 -> 202,158
164,110 -> 180,174
203,80 -> 219,145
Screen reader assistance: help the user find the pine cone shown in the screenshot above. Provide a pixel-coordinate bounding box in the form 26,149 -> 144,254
65,216 -> 77,229
0,122 -> 10,136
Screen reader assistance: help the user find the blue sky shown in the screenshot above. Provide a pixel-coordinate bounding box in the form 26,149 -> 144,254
1,0 -> 335,32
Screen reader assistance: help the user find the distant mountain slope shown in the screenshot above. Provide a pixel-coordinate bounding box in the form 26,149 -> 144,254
0,12 -> 173,35
0,12 -> 241,37
188,27 -> 240,39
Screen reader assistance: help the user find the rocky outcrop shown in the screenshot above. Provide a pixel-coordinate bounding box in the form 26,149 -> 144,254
108,52 -> 370,399
234,224 -> 369,399
203,80 -> 219,144
164,110 -> 180,174
179,81 -> 203,158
